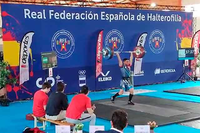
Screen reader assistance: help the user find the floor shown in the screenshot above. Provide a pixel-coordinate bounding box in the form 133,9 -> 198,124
1,81 -> 200,133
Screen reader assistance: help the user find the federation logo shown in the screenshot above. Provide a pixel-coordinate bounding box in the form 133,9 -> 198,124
51,30 -> 75,59
105,29 -> 124,53
149,30 -> 165,54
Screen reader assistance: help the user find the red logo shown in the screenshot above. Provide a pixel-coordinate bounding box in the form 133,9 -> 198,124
109,37 -> 120,49
57,38 -> 70,51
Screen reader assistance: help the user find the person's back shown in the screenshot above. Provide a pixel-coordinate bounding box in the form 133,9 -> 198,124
66,93 -> 90,119
66,85 -> 96,125
46,92 -> 68,115
33,90 -> 48,117
46,82 -> 68,120
32,82 -> 51,117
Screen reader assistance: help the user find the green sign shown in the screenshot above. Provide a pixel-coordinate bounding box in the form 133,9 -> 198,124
42,57 -> 48,64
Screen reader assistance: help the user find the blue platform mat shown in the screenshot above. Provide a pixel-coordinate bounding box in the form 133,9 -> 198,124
1,81 -> 200,133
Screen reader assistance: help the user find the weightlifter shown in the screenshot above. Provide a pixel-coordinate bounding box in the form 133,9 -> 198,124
111,52 -> 135,105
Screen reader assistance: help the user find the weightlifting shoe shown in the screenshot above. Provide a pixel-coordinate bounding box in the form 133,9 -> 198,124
111,96 -> 115,103
128,101 -> 135,105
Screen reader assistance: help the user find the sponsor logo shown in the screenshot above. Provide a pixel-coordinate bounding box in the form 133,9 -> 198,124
51,29 -> 75,59
36,75 -> 64,88
193,32 -> 199,56
134,70 -> 144,76
96,31 -> 103,78
36,77 -> 55,88
154,68 -> 176,75
149,30 -> 165,54
19,32 -> 34,85
97,32 -> 103,63
105,29 -> 124,53
21,36 -> 29,66
154,68 -> 161,75
137,32 -> 148,47
56,75 -> 64,83
98,71 -> 112,82
79,70 -> 86,87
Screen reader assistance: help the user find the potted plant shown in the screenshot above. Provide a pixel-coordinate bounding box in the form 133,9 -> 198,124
74,123 -> 84,133
192,54 -> 200,80
147,121 -> 158,133
195,54 -> 200,79
0,61 -> 17,102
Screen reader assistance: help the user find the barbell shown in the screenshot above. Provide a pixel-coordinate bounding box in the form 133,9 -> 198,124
102,46 -> 146,60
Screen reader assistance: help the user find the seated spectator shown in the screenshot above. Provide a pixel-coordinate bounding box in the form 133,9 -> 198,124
0,87 -> 10,106
46,82 -> 68,120
23,127 -> 45,133
66,85 -> 96,125
32,82 -> 51,117
95,110 -> 128,133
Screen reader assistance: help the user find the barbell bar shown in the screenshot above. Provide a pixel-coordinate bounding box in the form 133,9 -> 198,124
115,51 -> 134,53
101,46 -> 146,60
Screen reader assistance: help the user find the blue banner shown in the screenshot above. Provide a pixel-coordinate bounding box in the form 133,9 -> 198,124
1,4 -> 192,100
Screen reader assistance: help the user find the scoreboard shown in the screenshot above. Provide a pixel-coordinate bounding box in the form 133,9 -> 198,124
178,48 -> 194,60
41,52 -> 57,70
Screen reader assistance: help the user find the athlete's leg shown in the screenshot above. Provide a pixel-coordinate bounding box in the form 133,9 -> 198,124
127,85 -> 134,105
111,89 -> 124,102
111,80 -> 125,102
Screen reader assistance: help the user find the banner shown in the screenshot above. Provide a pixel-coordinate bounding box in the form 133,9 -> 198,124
19,32 -> 34,85
1,4 -> 192,100
191,30 -> 200,77
134,32 -> 147,76
96,30 -> 103,78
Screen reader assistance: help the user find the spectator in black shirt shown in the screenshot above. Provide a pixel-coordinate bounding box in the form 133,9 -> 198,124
45,82 -> 68,120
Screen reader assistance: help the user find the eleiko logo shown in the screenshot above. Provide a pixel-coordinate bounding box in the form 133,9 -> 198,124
98,71 -> 112,82
100,71 -> 110,76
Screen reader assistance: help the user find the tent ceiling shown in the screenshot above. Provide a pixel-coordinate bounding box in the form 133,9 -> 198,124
0,0 -> 181,6
0,0 -> 183,10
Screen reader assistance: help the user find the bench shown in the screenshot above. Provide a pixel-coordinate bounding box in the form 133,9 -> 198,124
32,114 -> 74,130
